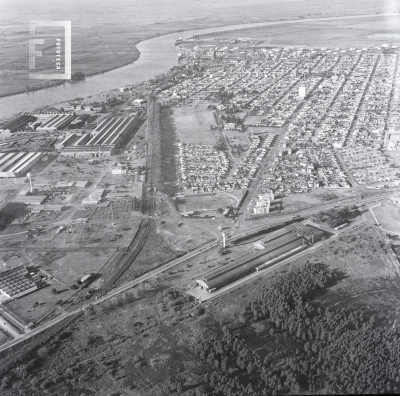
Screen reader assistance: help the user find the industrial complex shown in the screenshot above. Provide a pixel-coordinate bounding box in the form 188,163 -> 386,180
60,115 -> 139,157
196,223 -> 324,292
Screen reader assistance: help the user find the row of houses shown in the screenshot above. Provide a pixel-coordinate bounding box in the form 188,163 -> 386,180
340,147 -> 399,186
386,54 -> 400,151
349,53 -> 397,148
178,143 -> 229,193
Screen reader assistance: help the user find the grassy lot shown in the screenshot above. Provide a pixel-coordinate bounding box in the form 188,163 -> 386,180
36,157 -> 111,186
282,188 -> 357,212
173,102 -> 218,144
370,201 -> 400,234
224,130 -> 249,158
156,219 -> 218,252
50,249 -> 115,285
160,106 -> 178,196
177,192 -> 236,212
244,115 -> 264,125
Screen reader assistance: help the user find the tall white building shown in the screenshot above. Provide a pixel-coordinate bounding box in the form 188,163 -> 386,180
253,192 -> 274,214
299,85 -> 307,99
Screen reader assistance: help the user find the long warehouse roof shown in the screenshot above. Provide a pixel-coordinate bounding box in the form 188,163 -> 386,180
202,232 -> 301,282
0,152 -> 42,173
199,237 -> 305,290
87,116 -> 136,146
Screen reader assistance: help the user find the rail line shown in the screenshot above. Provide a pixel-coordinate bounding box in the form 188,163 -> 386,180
99,218 -> 153,294
0,313 -> 82,374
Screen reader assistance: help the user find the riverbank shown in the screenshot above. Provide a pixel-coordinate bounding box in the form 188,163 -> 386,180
0,47 -> 141,100
0,0 -> 393,101
1,9 -> 398,120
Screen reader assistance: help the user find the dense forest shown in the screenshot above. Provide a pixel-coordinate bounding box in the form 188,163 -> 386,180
191,263 -> 400,395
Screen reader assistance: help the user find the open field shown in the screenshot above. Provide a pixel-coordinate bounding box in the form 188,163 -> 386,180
370,201 -> 400,234
281,188 -> 357,212
36,156 -> 112,186
50,249 -> 115,285
177,192 -> 236,212
160,106 -> 178,197
173,102 -> 218,144
384,150 -> 400,168
0,331 -> 9,346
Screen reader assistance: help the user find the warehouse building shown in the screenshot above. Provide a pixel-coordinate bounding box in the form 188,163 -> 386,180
82,188 -> 105,205
13,195 -> 48,205
36,114 -> 77,132
0,152 -> 43,178
197,231 -> 306,292
254,223 -> 323,249
61,115 -> 138,157
0,266 -> 39,302
0,114 -> 37,133
284,223 -> 324,243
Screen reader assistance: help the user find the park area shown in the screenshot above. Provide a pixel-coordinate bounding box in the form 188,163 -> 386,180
173,101 -> 219,144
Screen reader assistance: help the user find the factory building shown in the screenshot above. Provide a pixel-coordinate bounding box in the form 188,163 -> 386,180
197,231 -> 306,292
0,152 -> 42,178
0,266 -> 39,302
0,114 -> 37,133
197,223 -> 325,292
61,115 -> 138,157
36,114 -> 77,132
55,133 -> 81,150
284,222 -> 324,243
254,223 -> 323,250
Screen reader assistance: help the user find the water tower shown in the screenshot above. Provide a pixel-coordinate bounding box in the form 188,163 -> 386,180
27,172 -> 33,192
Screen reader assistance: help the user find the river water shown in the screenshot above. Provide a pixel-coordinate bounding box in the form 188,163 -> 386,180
0,12 -> 397,119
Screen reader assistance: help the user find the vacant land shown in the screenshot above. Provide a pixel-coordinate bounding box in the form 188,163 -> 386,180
370,201 -> 400,234
174,102 -> 218,144
281,188 -> 356,212
224,130 -> 249,157
160,106 -> 178,197
177,192 -> 236,212
5,278 -> 68,324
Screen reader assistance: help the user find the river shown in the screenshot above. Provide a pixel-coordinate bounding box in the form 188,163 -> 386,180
0,12 -> 398,119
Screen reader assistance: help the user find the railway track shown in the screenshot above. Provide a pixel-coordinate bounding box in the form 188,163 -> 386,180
0,313 -> 82,375
99,218 -> 153,294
